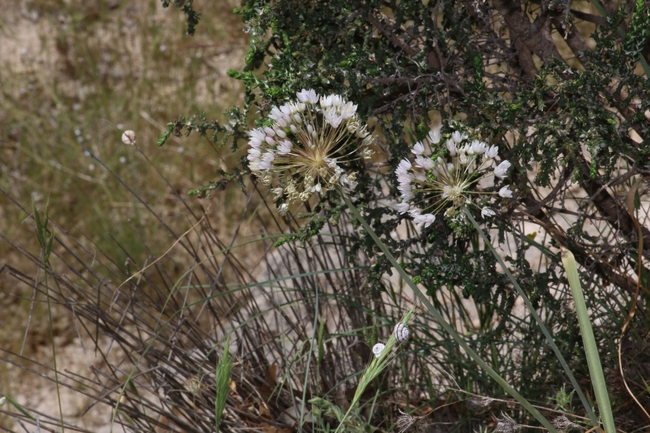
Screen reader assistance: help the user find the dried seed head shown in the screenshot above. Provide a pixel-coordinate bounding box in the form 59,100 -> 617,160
184,375 -> 204,395
121,130 -> 136,146
552,415 -> 580,432
494,413 -> 521,433
465,396 -> 495,413
396,410 -> 424,433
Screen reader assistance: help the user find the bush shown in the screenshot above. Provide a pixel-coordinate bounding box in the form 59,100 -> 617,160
2,0 -> 650,432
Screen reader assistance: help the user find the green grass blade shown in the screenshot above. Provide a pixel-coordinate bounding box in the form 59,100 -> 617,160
33,203 -> 65,433
335,308 -> 415,433
215,336 -> 233,432
561,247 -> 616,433
0,393 -> 36,421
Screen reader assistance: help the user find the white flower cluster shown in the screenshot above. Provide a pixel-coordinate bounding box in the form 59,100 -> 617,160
395,128 -> 512,228
247,89 -> 374,212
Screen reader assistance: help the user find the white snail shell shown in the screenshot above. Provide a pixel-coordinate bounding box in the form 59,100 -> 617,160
121,130 -> 136,146
372,343 -> 386,358
394,322 -> 410,343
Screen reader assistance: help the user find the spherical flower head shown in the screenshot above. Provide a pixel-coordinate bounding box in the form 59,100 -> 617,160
394,127 -> 512,228
247,89 -> 374,209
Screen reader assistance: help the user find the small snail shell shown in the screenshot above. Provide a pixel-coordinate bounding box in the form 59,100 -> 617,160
394,322 -> 410,343
372,343 -> 386,358
121,130 -> 136,146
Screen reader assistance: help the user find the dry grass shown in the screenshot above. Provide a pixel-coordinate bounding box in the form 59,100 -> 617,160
0,0 -> 253,428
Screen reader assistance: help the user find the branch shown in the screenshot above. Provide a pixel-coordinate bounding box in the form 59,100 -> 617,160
492,0 -> 563,78
520,195 -> 645,297
365,10 -> 418,57
552,17 -> 592,67
569,9 -> 608,26
576,159 -> 650,256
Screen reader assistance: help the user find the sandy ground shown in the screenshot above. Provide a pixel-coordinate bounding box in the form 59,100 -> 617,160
1,1 -> 245,431
9,339 -> 117,433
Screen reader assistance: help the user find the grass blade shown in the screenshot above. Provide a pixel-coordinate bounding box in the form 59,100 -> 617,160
215,336 -> 233,431
33,203 -> 65,433
0,393 -> 36,421
560,247 -> 615,433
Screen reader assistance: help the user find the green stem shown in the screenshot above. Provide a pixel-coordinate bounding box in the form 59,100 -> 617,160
299,282 -> 319,431
561,247 -> 616,433
34,204 -> 65,433
342,195 -> 557,433
464,210 -> 599,426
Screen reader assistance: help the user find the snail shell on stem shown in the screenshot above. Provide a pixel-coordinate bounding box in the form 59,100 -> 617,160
372,343 -> 385,358
121,130 -> 136,146
394,322 -> 410,343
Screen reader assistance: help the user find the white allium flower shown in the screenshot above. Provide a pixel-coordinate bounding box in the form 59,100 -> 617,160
247,89 -> 373,208
427,128 -> 441,144
296,88 -> 318,104
276,140 -> 292,155
468,140 -> 486,155
395,127 -> 512,227
414,213 -> 436,228
484,145 -> 499,159
499,185 -> 513,198
362,147 -> 375,160
481,207 -> 496,218
273,187 -> 284,200
397,201 -> 410,214
396,158 -> 412,177
412,142 -> 425,155
415,155 -> 435,170
446,139 -> 458,156
494,160 -> 511,178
